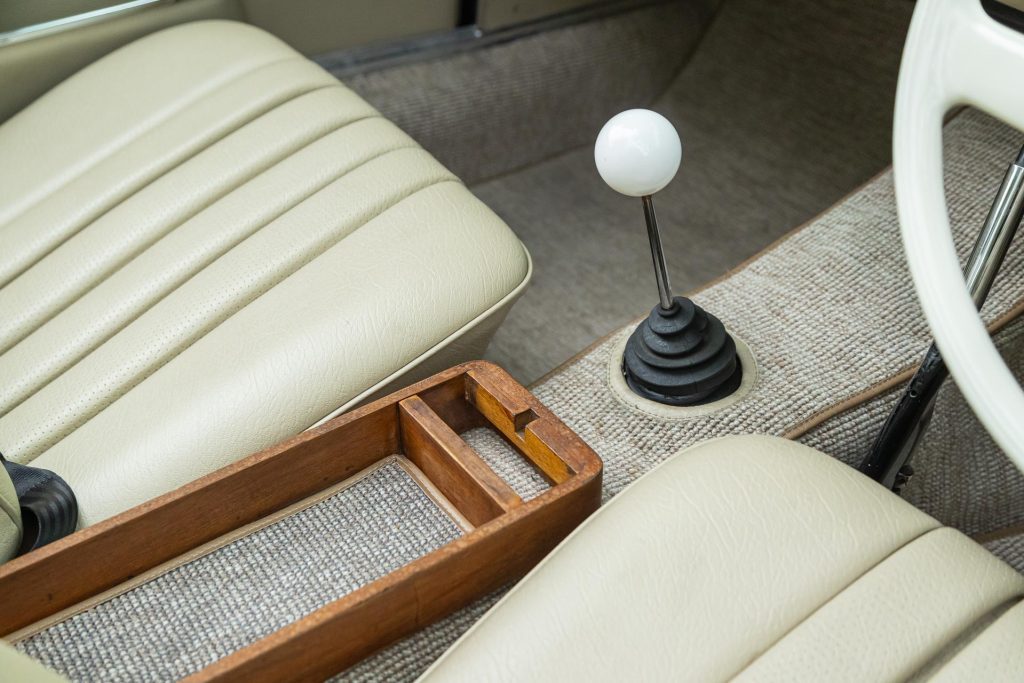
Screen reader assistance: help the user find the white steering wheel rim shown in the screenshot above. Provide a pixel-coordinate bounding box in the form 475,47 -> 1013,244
894,0 -> 1024,473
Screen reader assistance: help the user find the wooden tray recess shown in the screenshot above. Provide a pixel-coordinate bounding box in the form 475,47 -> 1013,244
0,361 -> 603,681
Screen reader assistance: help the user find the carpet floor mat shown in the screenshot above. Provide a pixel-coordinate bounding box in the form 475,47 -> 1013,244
477,0 -> 914,382
986,531 -> 1024,575
14,457 -> 463,682
345,0 -> 916,382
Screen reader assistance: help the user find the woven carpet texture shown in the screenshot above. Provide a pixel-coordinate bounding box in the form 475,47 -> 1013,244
986,532 -> 1024,575
345,0 -> 916,382
17,458 -> 463,682
341,0 -> 718,186
24,110 -> 1024,682
479,0 -> 914,382
461,426 -> 549,501
334,108 -> 1024,681
529,109 -> 1024,507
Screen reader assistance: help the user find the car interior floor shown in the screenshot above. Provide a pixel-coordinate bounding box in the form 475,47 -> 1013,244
314,1 -> 1024,677
336,0 -> 916,383
7,0 -> 1024,679
332,106 -> 1024,682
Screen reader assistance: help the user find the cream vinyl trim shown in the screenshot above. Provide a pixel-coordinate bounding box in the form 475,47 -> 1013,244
0,0 -> 243,124
313,247 -> 533,426
0,640 -> 66,682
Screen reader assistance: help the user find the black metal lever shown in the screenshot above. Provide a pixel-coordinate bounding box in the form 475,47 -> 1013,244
860,144 -> 1024,490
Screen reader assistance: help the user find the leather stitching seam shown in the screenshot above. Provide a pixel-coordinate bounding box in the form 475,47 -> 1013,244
20,170 -> 455,462
906,595 -> 1024,681
0,109 -> 385,403
727,524 -> 944,680
0,58 -> 336,291
0,54 -> 306,231
0,114 -> 389,419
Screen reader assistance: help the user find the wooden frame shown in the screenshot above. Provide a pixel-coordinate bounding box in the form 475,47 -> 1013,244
0,361 -> 602,681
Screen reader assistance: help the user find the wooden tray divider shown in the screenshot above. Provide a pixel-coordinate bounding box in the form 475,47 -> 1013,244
463,367 -> 576,484
398,395 -> 522,526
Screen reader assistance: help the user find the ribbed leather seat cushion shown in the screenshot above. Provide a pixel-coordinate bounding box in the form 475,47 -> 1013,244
0,21 -> 530,526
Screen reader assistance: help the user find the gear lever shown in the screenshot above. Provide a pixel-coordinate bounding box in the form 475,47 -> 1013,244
595,110 -> 742,406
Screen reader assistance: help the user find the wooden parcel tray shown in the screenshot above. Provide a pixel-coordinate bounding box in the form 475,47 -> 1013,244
0,361 -> 603,681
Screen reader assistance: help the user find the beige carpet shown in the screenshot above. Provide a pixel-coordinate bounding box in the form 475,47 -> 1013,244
476,0 -> 915,382
342,0 -> 718,186
986,531 -> 1024,574
343,0 -> 915,383
17,458 -> 463,682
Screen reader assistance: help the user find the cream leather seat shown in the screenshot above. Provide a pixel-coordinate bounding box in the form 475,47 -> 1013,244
0,21 -> 530,528
0,468 -> 19,561
422,436 -> 1024,681
0,639 -> 63,683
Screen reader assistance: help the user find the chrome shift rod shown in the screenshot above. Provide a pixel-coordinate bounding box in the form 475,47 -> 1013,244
965,146 -> 1024,305
641,195 -> 675,310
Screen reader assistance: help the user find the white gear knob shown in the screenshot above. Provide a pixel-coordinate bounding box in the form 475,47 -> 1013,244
594,109 -> 682,197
